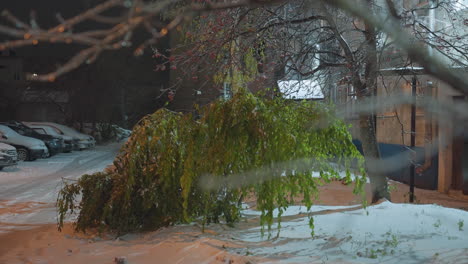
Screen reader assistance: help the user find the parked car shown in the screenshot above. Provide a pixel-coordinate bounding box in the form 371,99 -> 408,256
25,122 -> 95,150
0,142 -> 18,170
0,121 -> 64,156
80,123 -> 132,143
0,125 -> 49,161
26,124 -> 75,153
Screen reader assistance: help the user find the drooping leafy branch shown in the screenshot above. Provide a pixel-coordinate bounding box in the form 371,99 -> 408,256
57,92 -> 365,235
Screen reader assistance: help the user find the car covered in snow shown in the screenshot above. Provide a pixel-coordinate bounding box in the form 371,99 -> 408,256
80,123 -> 131,142
110,124 -> 132,141
0,125 -> 49,161
0,142 -> 17,170
26,124 -> 75,153
0,121 -> 64,156
25,122 -> 95,150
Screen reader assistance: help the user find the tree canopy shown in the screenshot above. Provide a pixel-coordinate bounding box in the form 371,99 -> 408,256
57,92 -> 365,235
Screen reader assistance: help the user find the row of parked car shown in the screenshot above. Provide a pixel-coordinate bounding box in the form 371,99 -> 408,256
0,121 -> 96,170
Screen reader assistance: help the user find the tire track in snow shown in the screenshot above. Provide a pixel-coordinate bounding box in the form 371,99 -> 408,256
0,144 -> 121,234
0,144 -> 120,202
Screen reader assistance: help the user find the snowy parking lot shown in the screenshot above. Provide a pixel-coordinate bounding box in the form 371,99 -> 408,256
0,143 -> 121,234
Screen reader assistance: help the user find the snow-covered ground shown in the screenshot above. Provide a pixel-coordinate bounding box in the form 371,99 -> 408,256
1,199 -> 466,264
0,144 -> 467,263
232,202 -> 468,263
0,143 -> 121,234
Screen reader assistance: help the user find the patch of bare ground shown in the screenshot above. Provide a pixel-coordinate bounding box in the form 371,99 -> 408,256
319,180 -> 468,210
0,223 -> 263,264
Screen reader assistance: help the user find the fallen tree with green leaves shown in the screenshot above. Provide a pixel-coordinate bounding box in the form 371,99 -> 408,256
57,92 -> 366,235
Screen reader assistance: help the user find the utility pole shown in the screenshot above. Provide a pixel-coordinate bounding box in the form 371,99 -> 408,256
409,76 -> 417,203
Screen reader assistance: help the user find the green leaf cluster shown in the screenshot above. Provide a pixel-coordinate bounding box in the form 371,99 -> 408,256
57,92 -> 365,234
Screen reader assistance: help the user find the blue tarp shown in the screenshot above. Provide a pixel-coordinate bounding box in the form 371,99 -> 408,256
352,140 -> 438,190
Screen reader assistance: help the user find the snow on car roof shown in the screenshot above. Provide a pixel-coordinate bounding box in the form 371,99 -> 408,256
277,79 -> 324,100
28,122 -> 83,137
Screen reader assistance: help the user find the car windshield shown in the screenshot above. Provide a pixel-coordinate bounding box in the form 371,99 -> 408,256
33,128 -> 47,135
22,124 -> 39,134
13,125 -> 38,137
53,124 -> 81,136
28,123 -> 65,135
14,127 -> 27,136
50,127 -> 64,135
44,127 -> 59,136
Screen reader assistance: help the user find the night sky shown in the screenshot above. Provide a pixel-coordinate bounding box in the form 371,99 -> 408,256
1,0 -> 170,126
2,0 -> 121,61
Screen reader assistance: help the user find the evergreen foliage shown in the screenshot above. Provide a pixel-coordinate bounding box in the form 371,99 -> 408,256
57,92 -> 365,234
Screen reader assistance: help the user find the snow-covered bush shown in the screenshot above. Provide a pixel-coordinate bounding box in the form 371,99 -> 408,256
57,92 -> 365,234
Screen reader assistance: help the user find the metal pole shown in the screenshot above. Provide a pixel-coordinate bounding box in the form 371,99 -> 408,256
410,77 -> 417,203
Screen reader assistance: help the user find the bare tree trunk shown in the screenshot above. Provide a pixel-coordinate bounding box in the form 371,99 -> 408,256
359,114 -> 389,202
359,0 -> 389,203
320,2 -> 390,203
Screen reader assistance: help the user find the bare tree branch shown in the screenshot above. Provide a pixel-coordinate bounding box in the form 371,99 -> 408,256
326,0 -> 468,96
